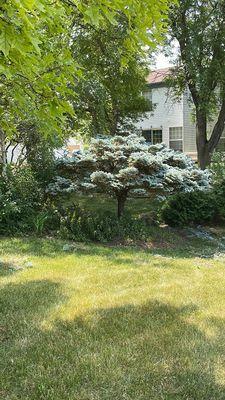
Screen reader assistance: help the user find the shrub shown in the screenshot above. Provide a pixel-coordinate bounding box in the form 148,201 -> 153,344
211,151 -> 225,184
162,152 -> 225,228
0,166 -> 44,234
212,183 -> 225,220
210,152 -> 225,220
58,204 -> 151,242
161,191 -> 216,227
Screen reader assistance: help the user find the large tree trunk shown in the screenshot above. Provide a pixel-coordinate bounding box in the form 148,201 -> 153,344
197,142 -> 211,170
117,194 -> 127,219
208,98 -> 225,158
196,111 -> 211,170
196,100 -> 225,170
0,129 -> 7,176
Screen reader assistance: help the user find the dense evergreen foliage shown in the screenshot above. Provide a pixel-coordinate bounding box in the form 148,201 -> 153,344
48,133 -> 210,218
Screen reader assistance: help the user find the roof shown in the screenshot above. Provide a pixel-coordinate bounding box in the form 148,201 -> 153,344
146,68 -> 172,85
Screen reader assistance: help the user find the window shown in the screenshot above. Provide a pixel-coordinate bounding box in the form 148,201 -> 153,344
169,127 -> 183,152
142,129 -> 162,144
142,129 -> 151,143
142,89 -> 152,103
152,129 -> 163,144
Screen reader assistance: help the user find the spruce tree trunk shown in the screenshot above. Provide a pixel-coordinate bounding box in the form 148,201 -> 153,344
117,194 -> 127,219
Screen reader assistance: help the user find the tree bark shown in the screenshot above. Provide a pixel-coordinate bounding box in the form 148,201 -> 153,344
197,141 -> 211,170
196,99 -> 225,169
117,194 -> 127,219
196,111 -> 211,169
0,129 -> 7,176
208,98 -> 225,154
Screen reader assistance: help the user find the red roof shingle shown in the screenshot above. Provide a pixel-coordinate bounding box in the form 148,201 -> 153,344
146,67 -> 172,85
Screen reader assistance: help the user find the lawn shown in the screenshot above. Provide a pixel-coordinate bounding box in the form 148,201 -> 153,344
1,234 -> 225,399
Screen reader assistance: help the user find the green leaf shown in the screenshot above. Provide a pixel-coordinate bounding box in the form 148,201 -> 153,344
84,6 -> 101,26
0,31 -> 11,57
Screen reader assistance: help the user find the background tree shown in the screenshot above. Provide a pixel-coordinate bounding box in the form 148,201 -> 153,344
48,134 -> 210,218
71,15 -> 151,137
168,0 -> 225,169
16,122 -> 64,187
0,0 -> 169,170
0,1 -> 75,172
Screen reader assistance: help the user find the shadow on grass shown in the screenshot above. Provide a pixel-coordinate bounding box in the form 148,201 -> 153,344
1,280 -> 225,399
0,236 -> 65,258
0,233 -> 221,264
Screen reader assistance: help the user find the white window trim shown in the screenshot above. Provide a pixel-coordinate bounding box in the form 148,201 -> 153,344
169,127 -> 183,151
142,128 -> 163,144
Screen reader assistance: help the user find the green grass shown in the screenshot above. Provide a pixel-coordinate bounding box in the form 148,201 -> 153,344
1,235 -> 225,399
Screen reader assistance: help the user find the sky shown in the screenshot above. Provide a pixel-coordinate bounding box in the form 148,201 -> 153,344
154,53 -> 173,69
152,40 -> 179,70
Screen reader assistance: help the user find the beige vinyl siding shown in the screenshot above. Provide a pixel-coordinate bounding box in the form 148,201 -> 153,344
182,90 -> 197,154
136,86 -> 183,148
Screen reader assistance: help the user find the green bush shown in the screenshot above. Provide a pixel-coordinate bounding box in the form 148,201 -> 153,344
0,166 -> 44,234
211,151 -> 225,184
58,204 -> 151,242
161,152 -> 225,227
210,152 -> 225,220
212,183 -> 225,220
161,191 -> 216,227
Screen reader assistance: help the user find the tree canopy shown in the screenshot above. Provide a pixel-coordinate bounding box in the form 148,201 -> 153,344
71,14 -> 151,137
0,1 -> 75,138
0,0 -> 169,136
48,133 -> 210,217
169,0 -> 225,169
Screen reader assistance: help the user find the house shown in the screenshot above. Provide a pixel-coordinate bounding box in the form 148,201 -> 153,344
54,137 -> 83,159
3,68 -> 224,165
136,68 -> 225,159
5,137 -> 83,164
